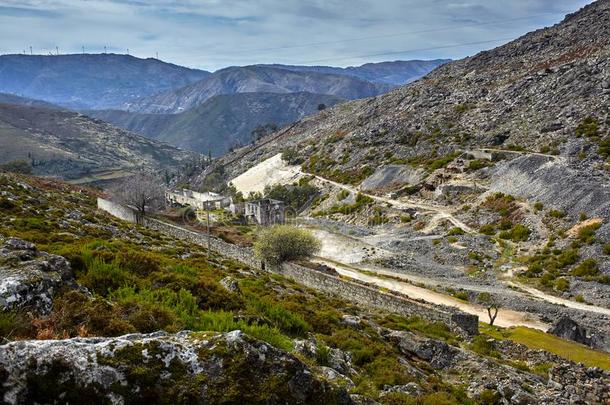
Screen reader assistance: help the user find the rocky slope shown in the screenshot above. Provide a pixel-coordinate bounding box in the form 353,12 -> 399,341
125,65 -> 393,113
88,92 -> 345,155
1,173 -> 609,403
195,0 -> 610,332
0,330 -> 350,404
259,60 -> 450,85
213,1 -> 610,181
0,103 -> 197,180
0,54 -> 209,109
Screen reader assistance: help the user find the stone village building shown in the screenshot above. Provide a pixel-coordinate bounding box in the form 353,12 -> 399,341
165,189 -> 284,226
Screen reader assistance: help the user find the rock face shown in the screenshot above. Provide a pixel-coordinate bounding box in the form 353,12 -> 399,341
549,316 -> 601,348
0,330 -> 352,405
0,238 -> 76,314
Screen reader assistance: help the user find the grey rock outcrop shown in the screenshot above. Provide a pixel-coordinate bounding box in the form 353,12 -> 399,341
549,316 -> 602,349
0,238 -> 76,314
0,330 -> 352,404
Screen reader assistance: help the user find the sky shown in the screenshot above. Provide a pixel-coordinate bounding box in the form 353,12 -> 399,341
0,0 -> 595,71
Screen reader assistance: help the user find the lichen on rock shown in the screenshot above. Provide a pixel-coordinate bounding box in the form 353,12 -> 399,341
0,330 -> 353,404
0,238 -> 77,315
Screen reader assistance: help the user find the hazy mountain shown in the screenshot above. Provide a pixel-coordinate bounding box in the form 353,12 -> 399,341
0,54 -> 209,109
124,65 -> 393,113
257,60 -> 450,85
0,103 -> 197,180
0,93 -> 59,109
88,92 -> 345,155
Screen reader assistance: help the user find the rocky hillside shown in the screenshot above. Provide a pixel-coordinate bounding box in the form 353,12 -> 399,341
259,60 -> 450,85
1,173 -> 610,403
87,92 -> 345,155
0,54 -> 209,109
195,0 -> 610,323
0,103 -> 197,181
125,65 -> 393,113
216,1 -> 610,176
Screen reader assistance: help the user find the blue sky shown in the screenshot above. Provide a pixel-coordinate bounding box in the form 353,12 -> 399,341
0,0 -> 595,71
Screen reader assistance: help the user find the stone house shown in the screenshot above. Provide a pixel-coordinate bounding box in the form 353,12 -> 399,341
244,199 -> 285,226
165,189 -> 232,210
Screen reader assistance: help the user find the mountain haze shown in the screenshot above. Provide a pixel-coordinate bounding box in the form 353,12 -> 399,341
258,60 -> 450,85
125,65 -> 393,113
0,54 -> 209,109
88,92 -> 345,155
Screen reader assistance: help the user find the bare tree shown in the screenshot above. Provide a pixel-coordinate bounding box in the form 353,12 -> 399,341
477,292 -> 499,326
111,173 -> 165,219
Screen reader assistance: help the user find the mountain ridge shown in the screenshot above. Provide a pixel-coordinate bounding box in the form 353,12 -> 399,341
124,65 -> 394,113
87,91 -> 345,155
0,54 -> 210,109
0,103 -> 197,181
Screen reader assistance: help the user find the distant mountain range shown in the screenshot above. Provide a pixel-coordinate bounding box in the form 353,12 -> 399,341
256,60 -> 450,85
87,92 -> 345,155
0,55 -> 447,159
122,65 -> 395,114
0,101 -> 197,181
0,54 -> 209,109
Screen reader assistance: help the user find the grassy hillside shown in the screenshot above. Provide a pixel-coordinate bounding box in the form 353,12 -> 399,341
0,103 -> 198,181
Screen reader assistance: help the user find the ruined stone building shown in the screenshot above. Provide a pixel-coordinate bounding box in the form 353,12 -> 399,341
165,189 -> 231,210
244,199 -> 285,226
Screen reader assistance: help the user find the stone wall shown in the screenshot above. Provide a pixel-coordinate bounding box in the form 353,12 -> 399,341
276,263 -> 478,335
97,198 -> 478,335
143,217 -> 262,270
97,197 -> 140,223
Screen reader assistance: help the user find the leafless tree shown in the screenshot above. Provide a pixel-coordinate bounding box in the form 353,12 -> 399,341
111,172 -> 165,219
477,292 -> 499,326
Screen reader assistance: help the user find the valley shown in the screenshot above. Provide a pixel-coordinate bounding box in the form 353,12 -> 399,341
1,1 -> 610,403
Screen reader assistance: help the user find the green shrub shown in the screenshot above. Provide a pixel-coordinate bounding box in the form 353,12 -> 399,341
80,257 -> 136,296
575,116 -> 599,138
499,224 -> 530,242
549,209 -> 567,219
337,189 -> 350,201
571,259 -> 599,277
557,249 -> 579,268
470,335 -> 499,357
555,278 -> 570,292
479,224 -> 496,235
117,250 -> 162,276
604,243 -> 610,255
479,389 -> 501,405
511,224 -> 531,242
447,227 -> 465,236
245,295 -> 310,336
534,202 -> 544,211
578,222 -> 601,244
316,345 -> 331,366
254,225 -> 321,265
400,215 -> 412,223
468,160 -> 488,171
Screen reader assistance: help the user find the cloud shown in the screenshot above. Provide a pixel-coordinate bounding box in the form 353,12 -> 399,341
0,0 -> 595,70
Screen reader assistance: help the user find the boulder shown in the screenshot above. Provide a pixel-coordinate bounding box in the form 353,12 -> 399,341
548,316 -> 600,349
0,238 -> 76,314
0,330 -> 353,404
